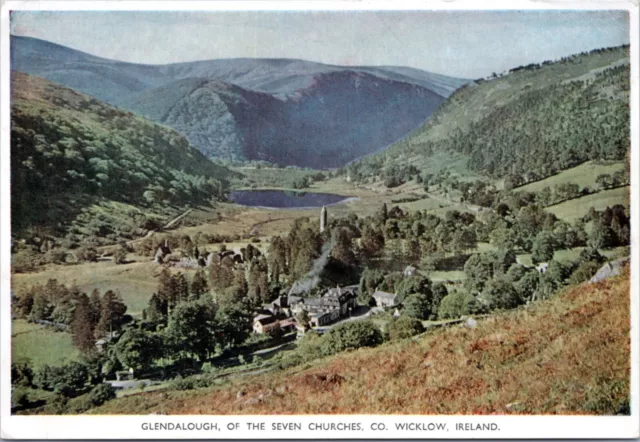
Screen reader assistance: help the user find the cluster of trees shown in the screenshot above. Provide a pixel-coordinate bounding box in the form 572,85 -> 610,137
277,320 -> 384,369
584,205 -> 630,249
13,280 -> 129,345
596,170 -> 629,191
339,49 -> 629,189
11,74 -> 232,241
11,359 -> 117,413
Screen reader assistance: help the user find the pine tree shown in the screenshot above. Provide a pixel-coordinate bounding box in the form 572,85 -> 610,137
146,293 -> 166,324
190,269 -> 208,300
267,236 -> 288,283
94,290 -> 127,339
173,273 -> 190,304
71,293 -> 95,354
28,292 -> 51,322
88,289 -> 102,329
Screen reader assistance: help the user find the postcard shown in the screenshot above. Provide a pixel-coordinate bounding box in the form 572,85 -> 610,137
0,0 -> 638,439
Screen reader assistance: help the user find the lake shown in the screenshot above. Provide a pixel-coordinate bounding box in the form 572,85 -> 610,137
228,190 -> 353,209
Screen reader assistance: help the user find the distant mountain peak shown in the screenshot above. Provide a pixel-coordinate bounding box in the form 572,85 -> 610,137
11,34 -> 469,168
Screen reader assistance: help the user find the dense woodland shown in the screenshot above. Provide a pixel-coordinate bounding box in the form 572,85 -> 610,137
343,46 -> 630,186
10,72 -> 234,240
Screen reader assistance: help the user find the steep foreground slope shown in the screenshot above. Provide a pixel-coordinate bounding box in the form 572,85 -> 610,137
10,72 -> 235,238
11,36 -> 466,167
91,269 -> 630,415
348,46 -> 630,181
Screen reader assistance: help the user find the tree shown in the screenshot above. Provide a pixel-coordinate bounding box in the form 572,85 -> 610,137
247,258 -> 269,305
88,289 -> 102,329
28,292 -> 52,322
358,268 -> 384,304
166,301 -> 217,362
452,228 -> 477,254
430,282 -> 448,319
94,290 -> 127,339
14,290 -> 34,319
395,275 -> 432,302
295,308 -> 311,331
11,362 -> 34,388
113,246 -> 127,264
216,305 -> 252,348
531,231 -> 556,264
71,293 -> 96,354
403,293 -> 431,320
596,173 -> 613,190
76,246 -> 98,263
479,277 -> 522,311
173,273 -> 190,304
437,290 -> 482,319
114,328 -> 163,373
190,269 -> 208,300
321,321 -> 384,356
589,219 -> 615,249
146,293 -> 166,324
387,316 -> 425,340
516,270 -> 541,302
360,225 -> 385,261
34,362 -> 90,396
376,203 -> 388,224
267,236 -> 288,283
331,227 -> 357,268
463,254 -> 494,293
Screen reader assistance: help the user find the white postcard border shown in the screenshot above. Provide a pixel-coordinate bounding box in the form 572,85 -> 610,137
0,0 -> 638,439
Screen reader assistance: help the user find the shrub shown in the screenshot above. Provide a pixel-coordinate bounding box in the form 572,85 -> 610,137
11,388 -> 30,409
584,377 -> 629,415
321,320 -> 384,356
388,316 -> 425,340
11,362 -> 34,387
171,376 -> 215,391
437,290 -> 483,319
569,260 -> 602,285
76,246 -> 98,262
12,249 -> 43,273
87,383 -> 116,406
34,362 -> 89,396
403,293 -> 431,320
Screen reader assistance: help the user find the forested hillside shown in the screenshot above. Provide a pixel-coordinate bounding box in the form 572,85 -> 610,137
345,46 -> 630,184
10,72 -> 235,241
12,35 -> 465,168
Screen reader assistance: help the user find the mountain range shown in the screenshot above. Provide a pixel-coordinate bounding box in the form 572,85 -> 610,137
11,35 -> 468,168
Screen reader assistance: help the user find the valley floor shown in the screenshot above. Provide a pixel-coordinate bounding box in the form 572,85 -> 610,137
88,269 -> 630,415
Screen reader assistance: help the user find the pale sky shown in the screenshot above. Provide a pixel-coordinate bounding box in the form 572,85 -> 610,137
10,10 -> 630,78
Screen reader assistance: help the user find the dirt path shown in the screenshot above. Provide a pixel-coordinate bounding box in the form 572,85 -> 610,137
97,207 -> 194,252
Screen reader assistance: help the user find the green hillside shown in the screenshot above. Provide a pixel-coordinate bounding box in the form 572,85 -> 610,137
346,46 -> 630,184
10,72 -> 237,244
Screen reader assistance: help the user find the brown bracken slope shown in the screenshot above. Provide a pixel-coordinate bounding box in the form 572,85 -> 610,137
92,269 -> 630,415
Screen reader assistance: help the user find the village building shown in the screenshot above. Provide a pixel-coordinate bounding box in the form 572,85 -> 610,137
253,286 -> 357,332
372,290 -> 399,308
403,265 -> 417,277
291,286 -> 357,327
535,263 -> 549,273
252,315 -> 280,334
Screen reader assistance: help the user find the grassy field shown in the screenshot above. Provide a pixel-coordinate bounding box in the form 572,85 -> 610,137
88,268 -> 630,415
546,186 -> 630,222
515,161 -> 626,193
12,320 -> 81,368
12,260 -> 182,317
517,246 -> 629,267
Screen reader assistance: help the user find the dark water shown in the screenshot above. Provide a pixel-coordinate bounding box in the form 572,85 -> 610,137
228,190 -> 352,209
